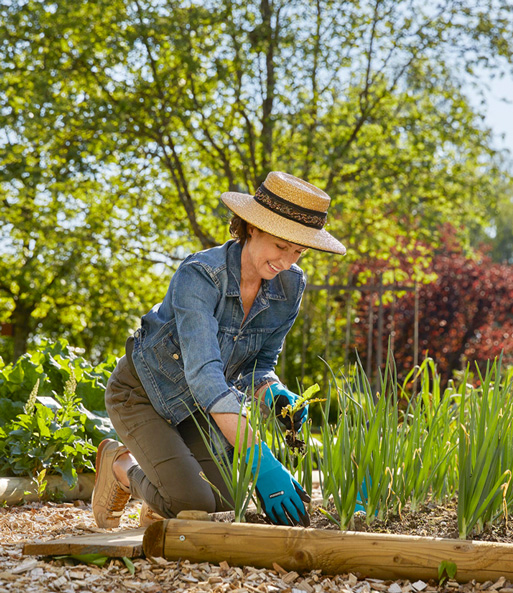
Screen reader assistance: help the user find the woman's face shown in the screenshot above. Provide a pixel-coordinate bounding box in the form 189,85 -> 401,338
242,226 -> 307,281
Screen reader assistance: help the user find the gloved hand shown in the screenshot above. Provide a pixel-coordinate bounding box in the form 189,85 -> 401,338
246,442 -> 310,527
263,383 -> 308,432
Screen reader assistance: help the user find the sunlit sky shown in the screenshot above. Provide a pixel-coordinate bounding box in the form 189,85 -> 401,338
480,75 -> 513,159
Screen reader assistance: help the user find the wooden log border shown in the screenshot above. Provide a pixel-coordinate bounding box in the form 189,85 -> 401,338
143,518 -> 513,583
0,473 -> 95,505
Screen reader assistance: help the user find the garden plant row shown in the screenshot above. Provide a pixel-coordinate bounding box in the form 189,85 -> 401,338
199,353 -> 513,540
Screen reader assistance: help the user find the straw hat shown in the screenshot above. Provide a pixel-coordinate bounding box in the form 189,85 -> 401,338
221,172 -> 346,255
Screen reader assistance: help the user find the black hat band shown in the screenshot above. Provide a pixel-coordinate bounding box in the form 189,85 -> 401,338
254,185 -> 327,230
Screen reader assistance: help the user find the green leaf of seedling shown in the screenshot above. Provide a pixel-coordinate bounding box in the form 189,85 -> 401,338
122,557 -> 135,575
317,506 -> 340,528
438,560 -> 457,585
301,384 -> 321,401
55,553 -> 109,567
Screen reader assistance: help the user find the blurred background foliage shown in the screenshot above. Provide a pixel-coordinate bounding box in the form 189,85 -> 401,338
1,0 -> 513,388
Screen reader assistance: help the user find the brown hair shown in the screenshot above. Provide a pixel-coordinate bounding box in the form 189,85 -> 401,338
229,215 -> 250,245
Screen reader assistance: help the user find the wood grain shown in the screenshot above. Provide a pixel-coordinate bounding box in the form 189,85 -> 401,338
143,518 -> 513,582
23,527 -> 145,558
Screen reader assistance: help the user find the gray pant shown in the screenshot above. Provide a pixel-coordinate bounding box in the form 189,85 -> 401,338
105,356 -> 233,518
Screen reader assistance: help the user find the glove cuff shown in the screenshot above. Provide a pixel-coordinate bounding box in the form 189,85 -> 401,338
245,441 -> 280,476
263,382 -> 281,408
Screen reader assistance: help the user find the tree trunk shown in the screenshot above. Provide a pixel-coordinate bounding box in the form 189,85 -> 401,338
11,303 -> 34,362
259,0 -> 277,176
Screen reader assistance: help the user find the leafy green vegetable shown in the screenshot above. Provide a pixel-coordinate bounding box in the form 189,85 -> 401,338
0,339 -> 116,419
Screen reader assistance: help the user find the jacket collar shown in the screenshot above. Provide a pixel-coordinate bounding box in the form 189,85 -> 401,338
226,240 -> 286,301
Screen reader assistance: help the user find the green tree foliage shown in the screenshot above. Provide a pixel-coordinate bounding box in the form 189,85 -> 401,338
473,162 -> 513,264
1,0 -> 513,362
492,193 -> 513,263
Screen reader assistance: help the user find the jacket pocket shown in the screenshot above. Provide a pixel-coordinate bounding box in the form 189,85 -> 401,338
152,332 -> 185,383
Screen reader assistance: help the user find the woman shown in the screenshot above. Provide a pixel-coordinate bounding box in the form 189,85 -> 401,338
92,171 -> 346,529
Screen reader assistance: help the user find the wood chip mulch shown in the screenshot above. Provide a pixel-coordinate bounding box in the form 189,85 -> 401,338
0,499 -> 512,593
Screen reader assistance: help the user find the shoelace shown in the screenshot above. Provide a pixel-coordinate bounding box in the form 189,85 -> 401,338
108,483 -> 130,514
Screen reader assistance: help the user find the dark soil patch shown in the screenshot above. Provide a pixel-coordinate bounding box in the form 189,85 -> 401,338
220,498 -> 513,543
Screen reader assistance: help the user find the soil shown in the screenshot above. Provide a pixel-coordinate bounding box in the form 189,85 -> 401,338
1,495 -> 512,593
218,496 -> 513,544
308,498 -> 513,544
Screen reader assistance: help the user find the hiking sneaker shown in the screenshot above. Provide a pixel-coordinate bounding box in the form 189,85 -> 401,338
139,501 -> 164,527
92,439 -> 131,528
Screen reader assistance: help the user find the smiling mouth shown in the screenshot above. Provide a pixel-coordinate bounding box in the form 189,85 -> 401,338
268,262 -> 280,273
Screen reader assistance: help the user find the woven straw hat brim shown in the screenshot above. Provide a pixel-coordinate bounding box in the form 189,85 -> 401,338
221,191 -> 346,255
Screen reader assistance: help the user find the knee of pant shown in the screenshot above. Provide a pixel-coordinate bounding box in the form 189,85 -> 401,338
163,490 -> 217,517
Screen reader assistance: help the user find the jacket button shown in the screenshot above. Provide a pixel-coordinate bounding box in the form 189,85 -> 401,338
173,353 -> 179,360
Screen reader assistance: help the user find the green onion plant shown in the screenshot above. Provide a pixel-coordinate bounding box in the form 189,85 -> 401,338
457,358 -> 513,538
190,394 -> 261,522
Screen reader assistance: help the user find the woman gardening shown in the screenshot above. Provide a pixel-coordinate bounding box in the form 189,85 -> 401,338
92,171 -> 346,529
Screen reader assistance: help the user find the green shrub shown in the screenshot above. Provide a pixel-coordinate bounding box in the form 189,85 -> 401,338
0,375 -> 96,488
0,338 -> 117,425
0,339 -> 117,487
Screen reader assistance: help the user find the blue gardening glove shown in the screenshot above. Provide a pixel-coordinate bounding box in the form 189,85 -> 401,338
264,383 -> 308,432
355,476 -> 377,515
246,442 -> 311,527
355,476 -> 368,514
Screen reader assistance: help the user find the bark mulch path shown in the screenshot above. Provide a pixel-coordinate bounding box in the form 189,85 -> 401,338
1,497 -> 513,593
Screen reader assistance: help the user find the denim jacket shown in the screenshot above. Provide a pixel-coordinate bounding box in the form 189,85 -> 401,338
132,240 -> 306,427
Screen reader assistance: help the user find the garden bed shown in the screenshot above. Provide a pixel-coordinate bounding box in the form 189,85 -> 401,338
307,499 -> 513,544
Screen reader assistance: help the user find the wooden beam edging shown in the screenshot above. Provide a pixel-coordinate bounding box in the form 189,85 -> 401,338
143,519 -> 513,583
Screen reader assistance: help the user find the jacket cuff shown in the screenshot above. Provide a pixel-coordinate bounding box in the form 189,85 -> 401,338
235,370 -> 280,396
207,386 -> 247,415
